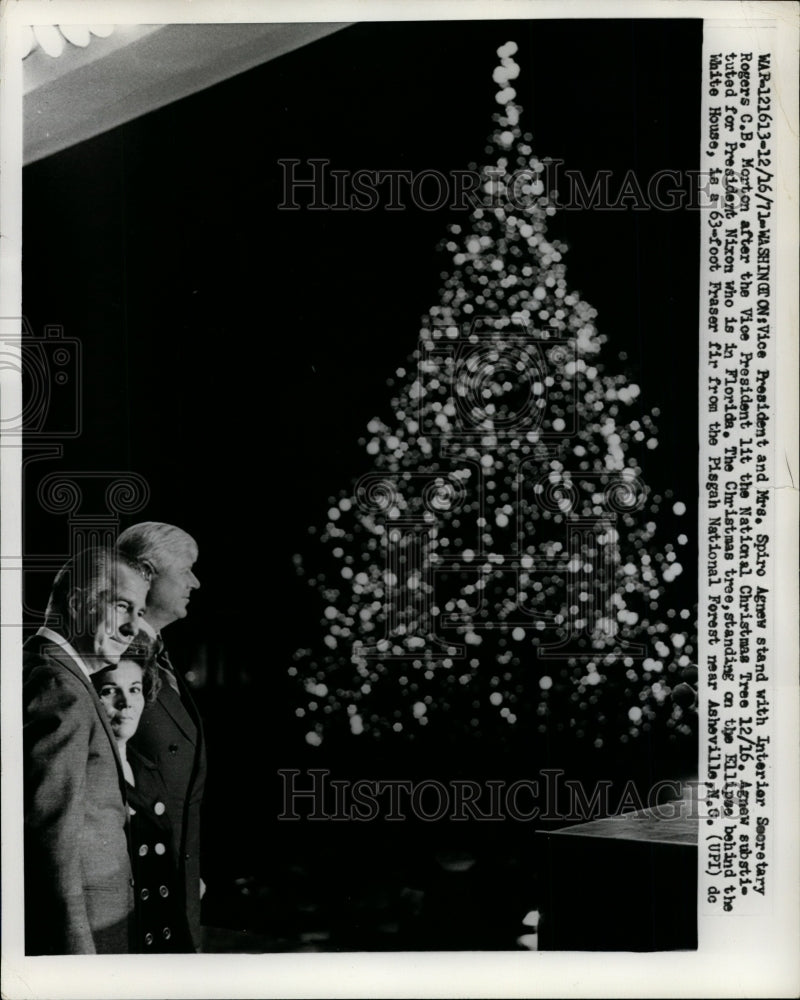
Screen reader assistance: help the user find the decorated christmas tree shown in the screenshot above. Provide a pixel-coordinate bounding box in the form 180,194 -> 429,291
292,42 -> 697,756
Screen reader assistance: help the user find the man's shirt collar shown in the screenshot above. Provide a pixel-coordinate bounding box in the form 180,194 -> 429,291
36,625 -> 94,681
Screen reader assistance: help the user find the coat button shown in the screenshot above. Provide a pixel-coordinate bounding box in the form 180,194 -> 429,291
154,801 -> 166,816
139,844 -> 149,857
159,885 -> 169,898
155,842 -> 166,855
162,927 -> 172,941
169,744 -> 178,754
140,888 -> 150,901
184,853 -> 191,861
144,932 -> 154,946
129,878 -> 135,887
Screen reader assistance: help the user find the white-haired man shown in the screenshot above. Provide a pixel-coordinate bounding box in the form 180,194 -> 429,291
23,546 -> 149,953
116,521 -> 206,951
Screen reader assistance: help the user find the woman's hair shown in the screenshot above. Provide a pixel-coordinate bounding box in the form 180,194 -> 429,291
93,633 -> 162,703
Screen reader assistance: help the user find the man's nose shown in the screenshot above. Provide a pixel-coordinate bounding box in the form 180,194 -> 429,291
119,615 -> 136,636
189,571 -> 200,589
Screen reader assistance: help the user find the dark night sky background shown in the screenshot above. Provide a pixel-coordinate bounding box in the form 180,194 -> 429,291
23,19 -> 701,913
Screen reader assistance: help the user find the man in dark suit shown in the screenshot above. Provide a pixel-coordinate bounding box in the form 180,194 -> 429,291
116,522 -> 206,951
23,547 -> 150,954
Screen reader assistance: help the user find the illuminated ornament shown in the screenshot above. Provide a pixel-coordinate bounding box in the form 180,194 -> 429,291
58,25 -> 91,47
32,25 -> 64,58
22,23 -> 115,60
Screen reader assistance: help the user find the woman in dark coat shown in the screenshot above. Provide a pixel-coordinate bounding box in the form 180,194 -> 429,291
92,645 -> 193,952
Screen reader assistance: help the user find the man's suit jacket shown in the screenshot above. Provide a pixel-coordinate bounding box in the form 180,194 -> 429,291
23,633 -> 134,954
128,655 -> 206,950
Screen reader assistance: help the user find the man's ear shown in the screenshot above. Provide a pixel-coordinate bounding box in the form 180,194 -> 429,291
67,588 -> 82,619
66,588 -> 92,636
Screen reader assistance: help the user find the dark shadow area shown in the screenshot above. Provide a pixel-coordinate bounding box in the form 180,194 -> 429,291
22,18 -> 702,950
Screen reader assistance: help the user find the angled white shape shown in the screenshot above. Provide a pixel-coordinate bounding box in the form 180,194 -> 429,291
24,22 -> 351,165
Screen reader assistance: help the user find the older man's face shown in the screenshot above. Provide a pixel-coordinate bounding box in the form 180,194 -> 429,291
90,564 -> 149,665
147,548 -> 200,629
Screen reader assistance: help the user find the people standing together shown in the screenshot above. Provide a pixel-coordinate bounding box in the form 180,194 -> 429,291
22,523 -> 206,954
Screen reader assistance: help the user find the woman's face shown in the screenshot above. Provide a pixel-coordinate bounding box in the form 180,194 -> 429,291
94,659 -> 145,743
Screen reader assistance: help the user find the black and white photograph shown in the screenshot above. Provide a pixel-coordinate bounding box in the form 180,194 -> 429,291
1,2 -> 797,998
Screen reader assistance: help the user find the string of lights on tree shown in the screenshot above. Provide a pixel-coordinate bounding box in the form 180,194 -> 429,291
292,42 -> 698,752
